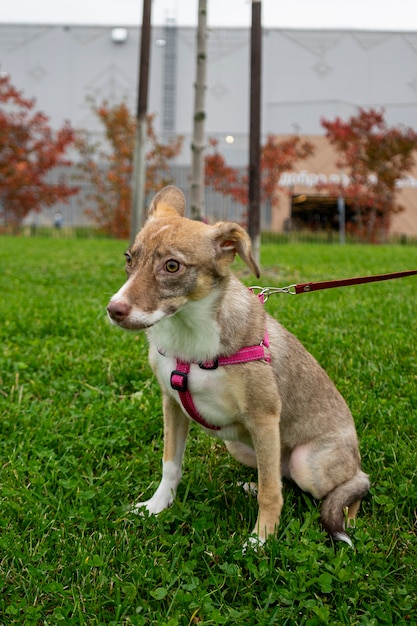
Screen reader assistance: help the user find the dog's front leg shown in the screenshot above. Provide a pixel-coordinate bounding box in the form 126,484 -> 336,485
247,413 -> 283,544
133,395 -> 189,515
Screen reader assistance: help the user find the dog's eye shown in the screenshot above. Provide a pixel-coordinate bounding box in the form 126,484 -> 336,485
124,252 -> 132,267
165,259 -> 180,273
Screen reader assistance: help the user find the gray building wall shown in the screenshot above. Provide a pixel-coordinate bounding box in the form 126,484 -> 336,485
2,24 -> 416,153
263,30 -> 417,136
1,24 -> 417,228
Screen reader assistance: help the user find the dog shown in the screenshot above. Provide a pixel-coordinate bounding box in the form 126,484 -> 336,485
107,185 -> 370,546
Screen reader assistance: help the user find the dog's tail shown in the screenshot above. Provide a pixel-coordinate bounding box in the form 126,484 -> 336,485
320,470 -> 370,547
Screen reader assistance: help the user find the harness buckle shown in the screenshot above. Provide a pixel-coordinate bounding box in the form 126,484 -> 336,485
170,370 -> 188,392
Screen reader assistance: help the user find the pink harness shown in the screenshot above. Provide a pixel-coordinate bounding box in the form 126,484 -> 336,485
169,328 -> 271,431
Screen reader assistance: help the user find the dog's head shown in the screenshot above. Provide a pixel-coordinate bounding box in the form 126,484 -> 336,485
107,185 -> 260,330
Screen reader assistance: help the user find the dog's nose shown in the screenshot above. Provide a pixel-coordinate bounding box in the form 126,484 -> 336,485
107,299 -> 131,322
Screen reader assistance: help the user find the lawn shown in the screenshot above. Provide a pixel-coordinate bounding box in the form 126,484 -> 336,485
0,235 -> 416,625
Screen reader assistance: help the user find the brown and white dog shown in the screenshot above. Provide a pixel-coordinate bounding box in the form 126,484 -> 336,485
107,186 -> 369,546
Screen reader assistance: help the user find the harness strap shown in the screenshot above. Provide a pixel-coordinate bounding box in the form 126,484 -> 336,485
200,329 -> 270,370
170,328 -> 271,431
170,361 -> 221,431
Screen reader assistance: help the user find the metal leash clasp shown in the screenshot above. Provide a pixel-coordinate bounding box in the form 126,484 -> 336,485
251,285 -> 297,301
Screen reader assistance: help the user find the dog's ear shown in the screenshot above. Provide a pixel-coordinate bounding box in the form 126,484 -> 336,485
147,186 -> 186,220
212,222 -> 260,278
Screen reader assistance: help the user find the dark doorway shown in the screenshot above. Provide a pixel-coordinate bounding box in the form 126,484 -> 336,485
291,194 -> 357,231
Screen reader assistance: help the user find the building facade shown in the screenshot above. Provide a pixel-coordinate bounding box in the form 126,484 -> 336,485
1,23 -> 417,234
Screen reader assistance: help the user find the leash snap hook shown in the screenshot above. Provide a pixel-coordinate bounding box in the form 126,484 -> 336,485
251,285 -> 297,299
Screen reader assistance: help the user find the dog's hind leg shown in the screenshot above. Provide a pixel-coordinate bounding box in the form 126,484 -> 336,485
225,441 -> 259,498
346,498 -> 362,527
288,440 -> 370,545
225,441 -> 257,468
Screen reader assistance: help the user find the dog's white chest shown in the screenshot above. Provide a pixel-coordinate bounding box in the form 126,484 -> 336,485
152,350 -> 240,434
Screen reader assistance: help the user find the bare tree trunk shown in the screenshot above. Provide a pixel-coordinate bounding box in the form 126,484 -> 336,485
190,0 -> 207,220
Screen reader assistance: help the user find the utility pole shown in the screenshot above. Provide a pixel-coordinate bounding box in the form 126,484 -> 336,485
130,0 -> 152,242
190,0 -> 208,220
248,0 -> 262,265
337,195 -> 346,244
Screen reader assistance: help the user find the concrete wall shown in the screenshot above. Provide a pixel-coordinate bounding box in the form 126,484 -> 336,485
2,24 -> 417,234
2,24 -> 416,152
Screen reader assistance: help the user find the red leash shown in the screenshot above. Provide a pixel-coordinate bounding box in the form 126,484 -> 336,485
253,269 -> 417,299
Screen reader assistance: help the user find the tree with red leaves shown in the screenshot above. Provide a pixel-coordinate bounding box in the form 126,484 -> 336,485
204,135 -> 314,219
320,108 -> 417,241
261,135 -> 315,205
0,74 -> 77,232
76,101 -> 183,239
204,138 -> 248,205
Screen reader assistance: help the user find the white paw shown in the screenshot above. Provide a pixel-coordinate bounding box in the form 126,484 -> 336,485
131,486 -> 174,516
242,534 -> 266,553
238,481 -> 258,497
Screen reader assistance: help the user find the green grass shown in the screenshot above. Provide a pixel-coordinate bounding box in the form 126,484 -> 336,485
0,235 -> 416,625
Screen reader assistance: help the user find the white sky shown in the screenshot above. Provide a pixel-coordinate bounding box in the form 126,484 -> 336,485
1,0 -> 416,31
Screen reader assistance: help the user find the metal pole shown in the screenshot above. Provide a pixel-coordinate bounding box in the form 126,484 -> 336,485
248,0 -> 262,265
337,195 -> 346,244
130,0 -> 152,242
